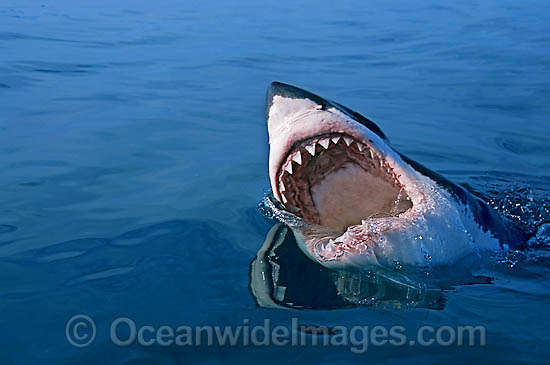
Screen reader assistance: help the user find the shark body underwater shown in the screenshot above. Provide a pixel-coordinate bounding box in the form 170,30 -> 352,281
264,81 -> 527,269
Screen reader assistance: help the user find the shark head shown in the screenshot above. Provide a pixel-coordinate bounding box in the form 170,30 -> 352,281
265,82 -> 505,269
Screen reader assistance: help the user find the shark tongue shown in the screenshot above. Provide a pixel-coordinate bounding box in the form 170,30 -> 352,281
311,162 -> 406,232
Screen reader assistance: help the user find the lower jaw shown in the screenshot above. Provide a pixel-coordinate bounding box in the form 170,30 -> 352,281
293,216 -> 381,250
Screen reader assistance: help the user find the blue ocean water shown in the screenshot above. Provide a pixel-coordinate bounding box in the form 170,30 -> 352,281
1,0 -> 549,363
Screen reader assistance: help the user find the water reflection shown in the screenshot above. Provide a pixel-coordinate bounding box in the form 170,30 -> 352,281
250,224 -> 450,310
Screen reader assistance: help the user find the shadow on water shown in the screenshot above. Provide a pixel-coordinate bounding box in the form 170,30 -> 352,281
249,224 -> 496,311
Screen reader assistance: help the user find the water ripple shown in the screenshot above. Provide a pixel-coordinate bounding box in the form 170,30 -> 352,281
69,266 -> 135,283
0,225 -> 17,235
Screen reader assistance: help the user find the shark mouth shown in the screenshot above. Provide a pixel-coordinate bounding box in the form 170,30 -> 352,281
277,132 -> 413,233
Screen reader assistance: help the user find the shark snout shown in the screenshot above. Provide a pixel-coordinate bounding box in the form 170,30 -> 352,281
266,81 -> 328,119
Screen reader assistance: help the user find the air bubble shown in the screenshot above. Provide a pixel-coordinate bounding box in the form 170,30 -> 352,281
487,185 -> 550,237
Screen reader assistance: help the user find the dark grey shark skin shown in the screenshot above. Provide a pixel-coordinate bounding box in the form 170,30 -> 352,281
266,82 -> 527,251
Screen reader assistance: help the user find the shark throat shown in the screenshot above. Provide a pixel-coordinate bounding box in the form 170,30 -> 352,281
277,133 -> 413,232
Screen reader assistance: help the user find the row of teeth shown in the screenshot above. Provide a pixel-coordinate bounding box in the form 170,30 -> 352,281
279,135 -> 393,204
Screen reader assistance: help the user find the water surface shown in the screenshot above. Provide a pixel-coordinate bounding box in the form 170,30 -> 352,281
1,0 -> 549,363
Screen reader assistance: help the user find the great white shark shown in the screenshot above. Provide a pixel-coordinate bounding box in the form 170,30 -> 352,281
265,82 -> 526,269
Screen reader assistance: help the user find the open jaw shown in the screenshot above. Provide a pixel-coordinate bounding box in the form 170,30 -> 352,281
276,133 -> 413,233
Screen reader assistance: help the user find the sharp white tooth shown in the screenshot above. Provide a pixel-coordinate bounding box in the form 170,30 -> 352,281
369,150 -> 374,159
285,163 -> 293,174
357,143 -> 364,152
280,181 -> 286,192
331,136 -> 340,144
328,238 -> 335,244
314,104 -> 323,110
305,143 -> 316,156
319,138 -> 330,149
379,160 -> 384,168
343,136 -> 353,146
292,151 -> 302,165
281,194 -> 288,203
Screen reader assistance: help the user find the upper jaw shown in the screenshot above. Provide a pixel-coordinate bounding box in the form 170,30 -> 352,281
275,131 -> 411,227
268,106 -> 389,203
